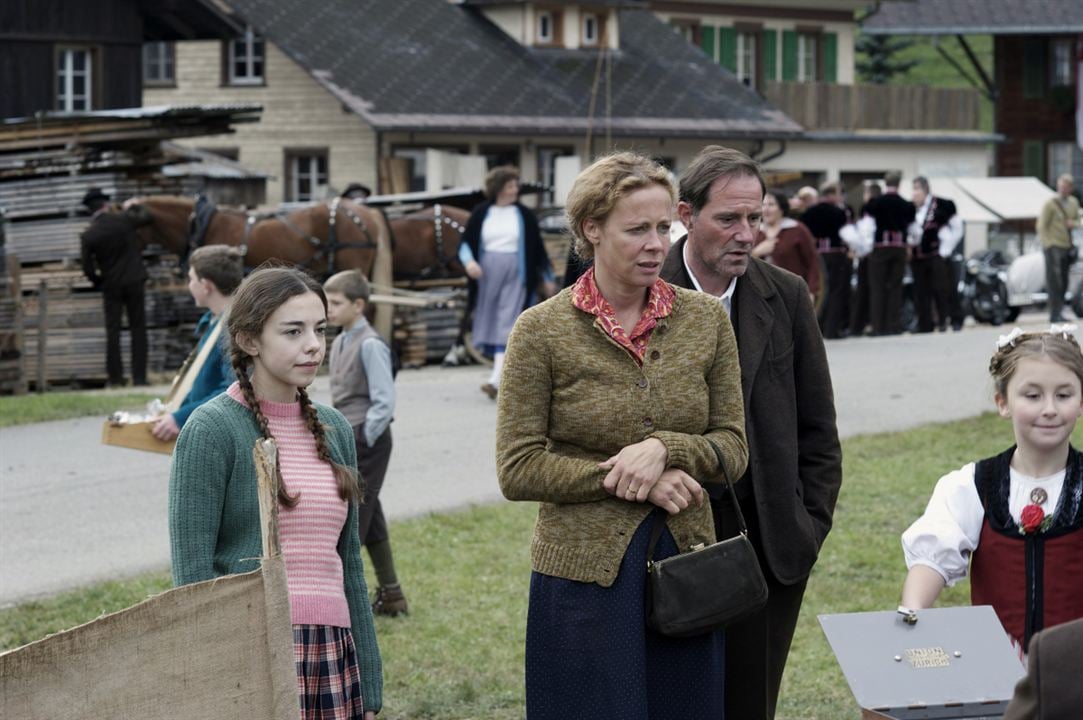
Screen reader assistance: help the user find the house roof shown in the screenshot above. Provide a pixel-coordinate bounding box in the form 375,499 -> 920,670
141,0 -> 245,40
863,0 -> 1083,35
220,0 -> 801,139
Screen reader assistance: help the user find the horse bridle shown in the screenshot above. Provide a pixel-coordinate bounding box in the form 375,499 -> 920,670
410,203 -> 466,280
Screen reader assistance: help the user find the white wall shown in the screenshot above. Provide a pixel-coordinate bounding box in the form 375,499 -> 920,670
765,140 -> 992,182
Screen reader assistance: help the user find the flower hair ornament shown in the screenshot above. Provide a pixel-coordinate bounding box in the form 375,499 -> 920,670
1048,323 -> 1078,341
996,327 -> 1024,350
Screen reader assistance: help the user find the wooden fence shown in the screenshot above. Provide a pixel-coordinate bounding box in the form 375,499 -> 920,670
764,81 -> 982,133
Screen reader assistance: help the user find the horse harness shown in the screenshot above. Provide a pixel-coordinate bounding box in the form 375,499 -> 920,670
188,195 -> 379,277
418,203 -> 467,280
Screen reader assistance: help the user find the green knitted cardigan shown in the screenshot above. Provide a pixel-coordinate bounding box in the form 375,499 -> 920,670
496,285 -> 749,587
169,392 -> 382,712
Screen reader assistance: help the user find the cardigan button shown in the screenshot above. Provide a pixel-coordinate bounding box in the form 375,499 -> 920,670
637,377 -> 648,389
650,350 -> 661,361
643,416 -> 653,428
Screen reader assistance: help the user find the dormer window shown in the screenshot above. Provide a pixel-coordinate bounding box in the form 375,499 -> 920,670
582,13 -> 601,47
537,10 -> 554,43
535,7 -> 563,46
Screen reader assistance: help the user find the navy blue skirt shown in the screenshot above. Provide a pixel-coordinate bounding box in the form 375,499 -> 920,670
525,510 -> 725,720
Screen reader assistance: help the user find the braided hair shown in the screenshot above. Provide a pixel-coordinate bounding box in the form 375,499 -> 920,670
990,328 -> 1083,398
229,265 -> 361,507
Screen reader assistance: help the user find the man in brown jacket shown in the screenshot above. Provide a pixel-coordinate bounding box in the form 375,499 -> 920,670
661,146 -> 842,720
1003,617 -> 1083,720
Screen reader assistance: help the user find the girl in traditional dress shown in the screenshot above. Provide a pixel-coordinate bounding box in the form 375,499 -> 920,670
170,265 -> 381,719
900,326 -> 1083,655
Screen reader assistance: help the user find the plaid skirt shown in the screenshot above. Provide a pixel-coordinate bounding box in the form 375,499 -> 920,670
294,625 -> 365,720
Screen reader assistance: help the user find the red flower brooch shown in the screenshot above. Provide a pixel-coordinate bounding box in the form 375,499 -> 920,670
1018,504 -> 1053,535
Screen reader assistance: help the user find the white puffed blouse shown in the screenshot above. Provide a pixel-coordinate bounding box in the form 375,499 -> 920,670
902,461 -> 1066,586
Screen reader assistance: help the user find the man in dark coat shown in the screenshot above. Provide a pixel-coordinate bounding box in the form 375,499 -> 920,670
80,188 -> 152,386
801,182 -> 854,339
907,176 -> 963,333
860,172 -> 916,335
661,146 -> 843,720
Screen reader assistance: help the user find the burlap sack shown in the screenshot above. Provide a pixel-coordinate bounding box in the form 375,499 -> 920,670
1,558 -> 296,720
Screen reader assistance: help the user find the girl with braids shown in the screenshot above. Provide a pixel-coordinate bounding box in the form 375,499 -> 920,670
169,265 -> 381,719
900,325 -> 1083,657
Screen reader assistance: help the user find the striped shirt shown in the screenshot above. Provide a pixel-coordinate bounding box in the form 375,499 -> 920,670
226,383 -> 351,628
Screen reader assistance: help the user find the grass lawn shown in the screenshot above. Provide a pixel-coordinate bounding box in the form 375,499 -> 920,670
4,413 -> 1077,718
0,391 -> 157,428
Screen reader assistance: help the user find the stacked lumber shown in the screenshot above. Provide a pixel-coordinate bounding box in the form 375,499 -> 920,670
0,106 -> 262,390
0,245 -> 24,393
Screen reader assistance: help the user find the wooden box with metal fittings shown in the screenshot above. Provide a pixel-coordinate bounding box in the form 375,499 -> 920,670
818,606 -> 1025,719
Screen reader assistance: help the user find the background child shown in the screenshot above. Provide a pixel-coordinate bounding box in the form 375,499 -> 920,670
152,245 -> 243,441
324,270 -> 408,617
900,327 -> 1083,654
170,266 -> 382,718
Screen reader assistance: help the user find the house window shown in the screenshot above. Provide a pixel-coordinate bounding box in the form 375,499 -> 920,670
56,47 -> 93,111
736,31 -> 757,88
538,11 -> 553,43
582,13 -> 601,47
480,144 -> 520,170
669,18 -> 700,46
1051,39 -> 1073,87
229,26 -> 264,85
143,42 -> 175,86
797,33 -> 818,82
286,151 -> 328,202
536,8 -> 562,46
1049,142 -> 1075,186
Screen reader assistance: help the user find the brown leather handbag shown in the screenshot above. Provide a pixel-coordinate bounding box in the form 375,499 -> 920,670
644,439 -> 768,638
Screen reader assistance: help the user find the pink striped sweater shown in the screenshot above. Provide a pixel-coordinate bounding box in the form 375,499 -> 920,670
227,384 -> 351,628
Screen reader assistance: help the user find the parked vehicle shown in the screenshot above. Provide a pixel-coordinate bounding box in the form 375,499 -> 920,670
1003,245 -> 1083,319
961,249 -> 1012,325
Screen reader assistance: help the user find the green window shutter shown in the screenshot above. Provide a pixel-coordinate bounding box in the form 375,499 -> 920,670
1022,39 -> 1046,99
700,25 -> 716,62
719,26 -> 737,71
1023,140 -> 1045,179
823,32 -> 838,83
761,29 -> 777,82
782,30 -> 797,81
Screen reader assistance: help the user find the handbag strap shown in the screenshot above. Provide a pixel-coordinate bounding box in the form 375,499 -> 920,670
645,438 -> 748,565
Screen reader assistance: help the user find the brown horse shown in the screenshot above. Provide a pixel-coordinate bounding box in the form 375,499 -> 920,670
136,195 -> 389,277
136,195 -> 395,337
388,204 -> 471,282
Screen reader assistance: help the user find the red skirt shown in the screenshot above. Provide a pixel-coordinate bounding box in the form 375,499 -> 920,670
293,625 -> 365,720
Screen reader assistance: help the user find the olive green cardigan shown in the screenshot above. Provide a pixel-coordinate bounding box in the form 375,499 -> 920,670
496,285 -> 748,587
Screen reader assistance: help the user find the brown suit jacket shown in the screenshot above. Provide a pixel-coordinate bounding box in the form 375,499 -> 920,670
1003,618 -> 1083,720
661,239 -> 842,584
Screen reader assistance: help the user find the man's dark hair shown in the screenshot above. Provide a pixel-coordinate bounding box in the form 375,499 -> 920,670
884,171 -> 903,188
679,146 -> 765,214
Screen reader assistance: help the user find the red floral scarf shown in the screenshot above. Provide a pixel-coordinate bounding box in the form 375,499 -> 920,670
571,267 -> 675,364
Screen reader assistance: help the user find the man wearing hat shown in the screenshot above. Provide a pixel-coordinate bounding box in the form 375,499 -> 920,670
80,188 -> 153,386
341,183 -> 372,202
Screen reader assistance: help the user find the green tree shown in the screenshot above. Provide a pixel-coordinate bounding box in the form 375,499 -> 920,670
856,34 -> 919,84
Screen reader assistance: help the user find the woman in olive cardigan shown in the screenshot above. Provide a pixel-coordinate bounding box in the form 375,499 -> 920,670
496,152 -> 748,719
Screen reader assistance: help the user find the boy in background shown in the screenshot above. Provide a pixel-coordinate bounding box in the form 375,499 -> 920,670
324,269 -> 408,616
151,246 -> 242,441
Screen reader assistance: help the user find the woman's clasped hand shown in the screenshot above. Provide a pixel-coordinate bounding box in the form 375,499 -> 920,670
600,437 -> 704,513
